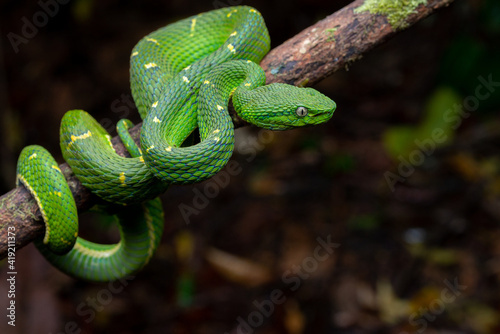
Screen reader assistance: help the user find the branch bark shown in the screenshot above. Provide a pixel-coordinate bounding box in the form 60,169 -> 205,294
0,0 -> 455,259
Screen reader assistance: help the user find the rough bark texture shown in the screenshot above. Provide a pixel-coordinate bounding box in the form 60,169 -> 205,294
0,0 -> 455,259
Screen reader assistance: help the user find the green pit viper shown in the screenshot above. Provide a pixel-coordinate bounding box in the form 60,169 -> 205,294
16,6 -> 336,282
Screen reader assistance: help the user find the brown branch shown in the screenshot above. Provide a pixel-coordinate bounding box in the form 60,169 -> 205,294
0,0 -> 455,259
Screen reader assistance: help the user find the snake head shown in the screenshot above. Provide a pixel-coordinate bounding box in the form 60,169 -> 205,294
234,83 -> 336,130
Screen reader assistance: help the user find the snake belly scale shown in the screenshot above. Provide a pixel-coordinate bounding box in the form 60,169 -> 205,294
15,6 -> 336,282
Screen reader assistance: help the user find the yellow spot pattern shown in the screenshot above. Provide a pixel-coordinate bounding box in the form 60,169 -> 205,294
204,80 -> 210,84
139,156 -> 145,163
229,87 -> 238,97
51,165 -> 61,172
144,62 -> 157,69
213,129 -> 220,134
60,237 -> 72,245
227,44 -> 236,53
165,146 -> 172,152
230,31 -> 237,37
183,76 -> 190,83
119,172 -> 126,186
146,37 -> 159,45
105,135 -> 114,149
146,145 -> 155,153
152,101 -> 158,108
74,242 -> 121,259
17,174 -> 49,240
184,65 -> 191,71
190,18 -> 197,36
144,205 -> 156,259
68,131 -> 92,149
131,51 -> 138,57
28,153 -> 37,160
214,137 -> 220,143
244,83 -> 251,86
153,116 -> 161,123
227,9 -> 238,17
217,105 -> 224,110
52,191 -> 62,197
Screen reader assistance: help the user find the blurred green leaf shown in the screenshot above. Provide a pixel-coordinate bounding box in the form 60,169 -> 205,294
383,87 -> 461,160
177,272 -> 195,308
416,86 -> 461,143
382,126 -> 416,159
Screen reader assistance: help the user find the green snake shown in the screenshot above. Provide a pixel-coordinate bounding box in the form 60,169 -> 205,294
16,6 -> 336,282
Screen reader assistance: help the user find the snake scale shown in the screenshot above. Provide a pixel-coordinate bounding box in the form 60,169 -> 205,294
16,6 -> 336,282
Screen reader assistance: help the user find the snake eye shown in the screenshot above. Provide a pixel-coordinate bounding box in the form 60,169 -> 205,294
296,106 -> 308,117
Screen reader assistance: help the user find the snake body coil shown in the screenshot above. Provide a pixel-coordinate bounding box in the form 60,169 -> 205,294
16,6 -> 336,282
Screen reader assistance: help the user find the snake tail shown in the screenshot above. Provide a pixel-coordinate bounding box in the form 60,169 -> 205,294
35,198 -> 164,282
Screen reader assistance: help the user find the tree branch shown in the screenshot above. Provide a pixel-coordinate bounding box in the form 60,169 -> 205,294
0,0 -> 455,259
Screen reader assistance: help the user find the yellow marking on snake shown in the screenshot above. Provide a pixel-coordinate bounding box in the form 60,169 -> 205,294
144,62 -> 157,69
227,44 -> 236,53
73,242 -> 121,259
217,105 -> 224,110
146,37 -> 159,45
250,8 -> 257,13
28,153 -> 37,160
60,237 -> 72,245
131,51 -> 138,57
17,174 -> 49,242
152,101 -> 158,108
68,131 -> 92,149
144,205 -> 156,259
119,172 -> 126,186
183,76 -> 190,83
105,134 -> 114,149
139,156 -> 145,163
227,9 -> 238,17
146,145 -> 154,153
51,165 -> 61,172
183,65 -> 191,71
190,18 -> 197,36
244,83 -> 251,87
230,31 -> 237,37
213,129 -> 220,134
165,146 -> 172,152
214,137 -> 220,143
153,116 -> 161,123
52,191 -> 62,197
229,86 -> 237,97
204,80 -> 210,84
